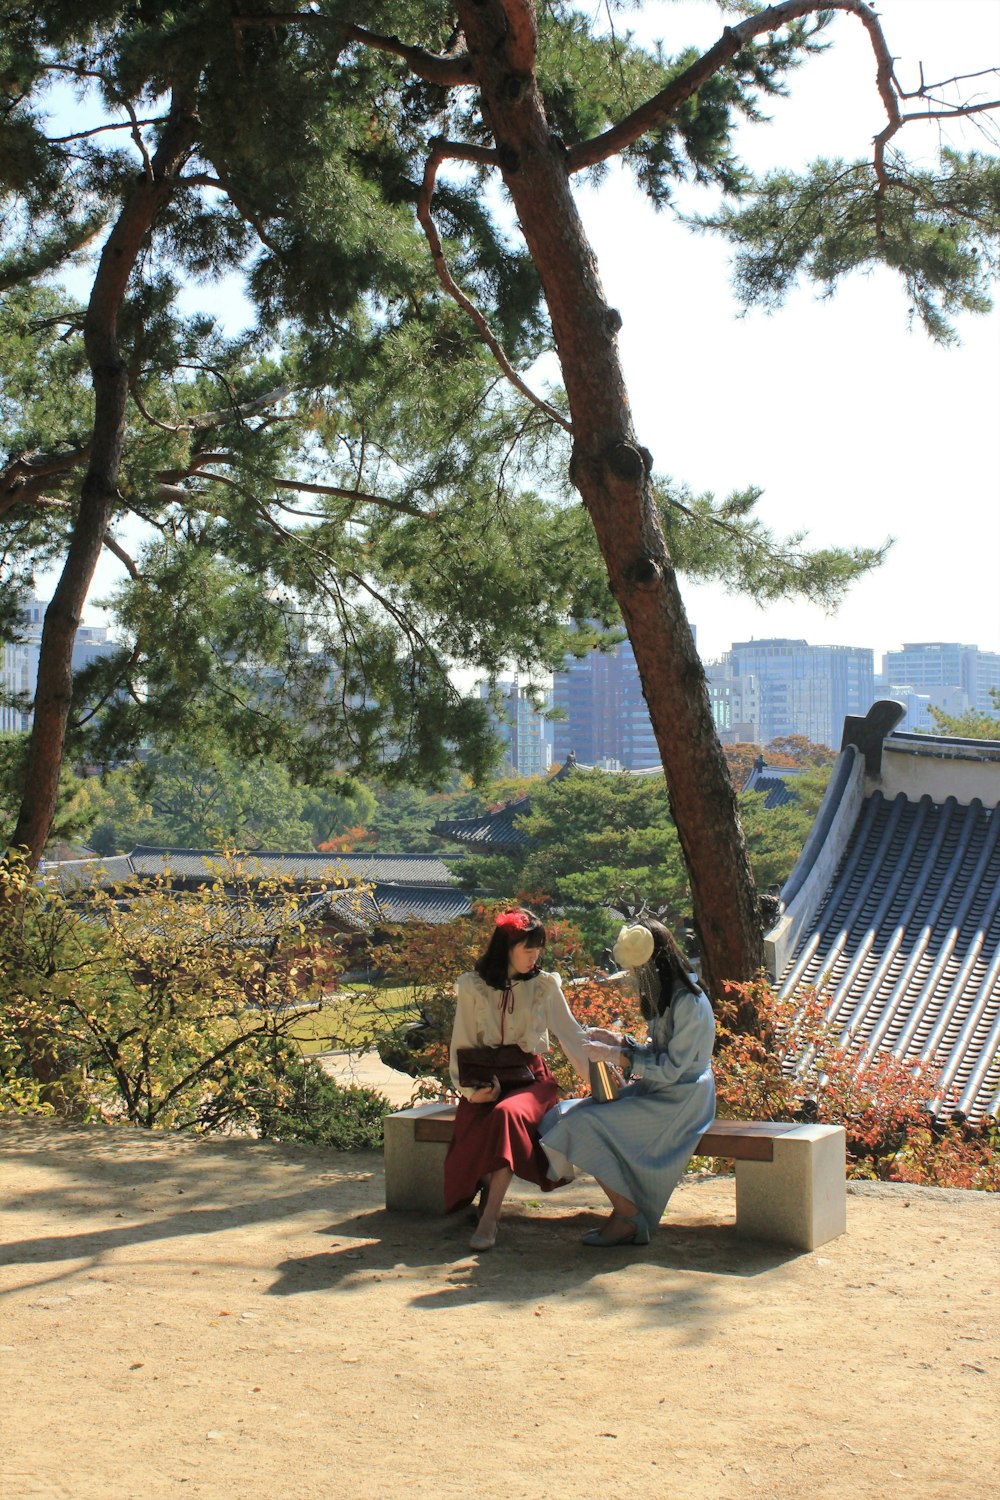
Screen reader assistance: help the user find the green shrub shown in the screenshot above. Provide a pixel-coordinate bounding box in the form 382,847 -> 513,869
0,848 -> 354,1131
248,1057 -> 389,1149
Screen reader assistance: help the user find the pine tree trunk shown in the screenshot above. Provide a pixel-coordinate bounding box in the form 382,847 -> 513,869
9,92 -> 200,876
457,0 -> 766,1009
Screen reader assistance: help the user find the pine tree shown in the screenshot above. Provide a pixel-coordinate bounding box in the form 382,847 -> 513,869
2,0 -> 997,1017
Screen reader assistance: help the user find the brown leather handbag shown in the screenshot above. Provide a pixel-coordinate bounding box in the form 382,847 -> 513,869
457,1045 -> 536,1089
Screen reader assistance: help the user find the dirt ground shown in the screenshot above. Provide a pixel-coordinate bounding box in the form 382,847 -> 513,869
1,1119 -> 997,1500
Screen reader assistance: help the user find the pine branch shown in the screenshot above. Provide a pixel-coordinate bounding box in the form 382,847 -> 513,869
129,380 -> 296,434
229,11 -> 477,85
154,452 -> 435,519
46,117 -> 166,144
418,138 -> 572,434
566,0 -> 896,175
560,0 -> 998,251
0,445 -> 92,516
345,24 -> 477,87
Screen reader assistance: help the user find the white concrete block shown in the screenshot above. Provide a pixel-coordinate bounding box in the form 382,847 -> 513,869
383,1105 -> 450,1213
734,1123 -> 847,1251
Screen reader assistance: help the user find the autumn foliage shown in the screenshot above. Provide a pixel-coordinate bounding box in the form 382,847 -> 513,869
359,918 -> 997,1190
0,848 -> 356,1130
713,979 -> 999,1190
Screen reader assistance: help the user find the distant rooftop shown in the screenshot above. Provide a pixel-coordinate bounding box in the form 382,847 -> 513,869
741,755 -> 805,810
42,846 -> 470,927
432,755 -> 663,852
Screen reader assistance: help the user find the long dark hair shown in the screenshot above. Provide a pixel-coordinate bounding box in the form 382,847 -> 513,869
475,909 -> 546,990
642,916 -> 698,1019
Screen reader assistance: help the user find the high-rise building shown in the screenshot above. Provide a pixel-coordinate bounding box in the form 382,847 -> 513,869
882,642 -> 1000,718
1,639 -> 30,732
0,598 -> 118,732
704,662 -> 761,744
478,679 -> 552,777
723,638 -> 875,749
552,636 -> 660,770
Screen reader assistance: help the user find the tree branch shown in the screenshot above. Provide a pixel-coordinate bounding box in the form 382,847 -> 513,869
271,476 -> 435,518
130,380 -> 295,433
345,24 -> 477,87
417,138 -> 572,434
896,66 -> 1000,100
121,95 -> 154,179
900,99 -> 1000,125
101,531 -> 141,581
47,116 -> 166,145
229,11 -> 477,86
562,0 -> 997,247
566,0 -> 889,172
0,445 -> 92,516
154,451 -> 436,520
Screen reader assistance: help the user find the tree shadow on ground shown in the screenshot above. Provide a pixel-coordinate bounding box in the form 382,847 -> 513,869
265,1201 -> 802,1320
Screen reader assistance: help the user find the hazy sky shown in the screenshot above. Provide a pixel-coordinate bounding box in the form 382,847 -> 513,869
66,0 -> 999,669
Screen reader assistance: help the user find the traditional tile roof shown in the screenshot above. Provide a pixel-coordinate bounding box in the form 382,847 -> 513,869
372,883 -> 472,924
126,847 -> 456,887
741,756 -> 804,809
767,703 -> 1000,1125
41,847 -> 467,929
39,854 -> 135,890
431,795 -> 532,851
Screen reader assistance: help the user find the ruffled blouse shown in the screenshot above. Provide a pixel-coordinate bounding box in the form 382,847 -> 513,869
449,969 -> 590,1099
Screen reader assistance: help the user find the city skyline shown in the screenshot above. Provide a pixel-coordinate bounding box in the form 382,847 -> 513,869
8,592 -> 998,770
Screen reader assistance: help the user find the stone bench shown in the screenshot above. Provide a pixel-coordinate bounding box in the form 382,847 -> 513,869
383,1102 -> 847,1252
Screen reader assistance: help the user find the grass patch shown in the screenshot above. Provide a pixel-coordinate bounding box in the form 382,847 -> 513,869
288,984 -> 421,1055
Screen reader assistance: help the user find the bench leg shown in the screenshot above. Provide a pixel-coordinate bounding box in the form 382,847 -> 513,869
734,1124 -> 847,1251
384,1114 -> 448,1213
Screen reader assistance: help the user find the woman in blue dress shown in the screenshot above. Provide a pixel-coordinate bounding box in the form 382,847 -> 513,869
540,917 -> 716,1248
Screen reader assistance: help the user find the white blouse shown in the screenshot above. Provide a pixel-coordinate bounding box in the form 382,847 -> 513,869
449,969 -> 591,1099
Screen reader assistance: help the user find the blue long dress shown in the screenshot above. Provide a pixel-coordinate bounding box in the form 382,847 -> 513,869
539,980 -> 716,1230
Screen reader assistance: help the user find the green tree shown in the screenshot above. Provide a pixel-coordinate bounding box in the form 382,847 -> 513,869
737,764 -> 831,894
84,747 -> 315,852
2,0 -> 997,1024
929,688 -> 1000,740
0,732 -> 96,850
454,763 -> 825,954
0,846 -> 354,1126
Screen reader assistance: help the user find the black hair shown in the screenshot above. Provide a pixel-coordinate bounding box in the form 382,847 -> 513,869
640,916 -> 698,1019
474,909 -> 546,991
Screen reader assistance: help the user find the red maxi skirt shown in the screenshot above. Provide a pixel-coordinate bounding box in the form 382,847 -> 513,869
444,1056 -> 567,1214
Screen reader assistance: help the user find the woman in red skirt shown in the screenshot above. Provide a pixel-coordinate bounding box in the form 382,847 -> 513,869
444,909 -> 589,1251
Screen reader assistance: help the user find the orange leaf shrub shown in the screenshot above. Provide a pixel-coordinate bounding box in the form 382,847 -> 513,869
547,976 -> 644,1096
715,978 -> 998,1189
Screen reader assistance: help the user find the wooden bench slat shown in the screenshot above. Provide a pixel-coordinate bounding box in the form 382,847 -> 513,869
412,1106 -> 803,1160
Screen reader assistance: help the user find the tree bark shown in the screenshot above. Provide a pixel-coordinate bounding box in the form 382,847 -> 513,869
9,90 -> 200,874
455,0 -> 765,1006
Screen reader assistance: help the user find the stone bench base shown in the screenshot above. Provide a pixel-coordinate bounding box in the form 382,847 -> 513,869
383,1103 -> 846,1253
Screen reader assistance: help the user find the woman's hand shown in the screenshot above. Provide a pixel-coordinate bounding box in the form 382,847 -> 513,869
469,1076 -> 501,1104
585,1026 -> 622,1045
582,1038 -> 625,1069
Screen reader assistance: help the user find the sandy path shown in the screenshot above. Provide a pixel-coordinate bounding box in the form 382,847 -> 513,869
1,1121 -> 997,1500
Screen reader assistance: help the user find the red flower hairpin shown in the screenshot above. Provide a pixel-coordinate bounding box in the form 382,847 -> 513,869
495,911 -> 530,931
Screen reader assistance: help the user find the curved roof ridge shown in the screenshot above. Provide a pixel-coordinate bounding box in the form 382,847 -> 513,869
769,706 -> 1000,1124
